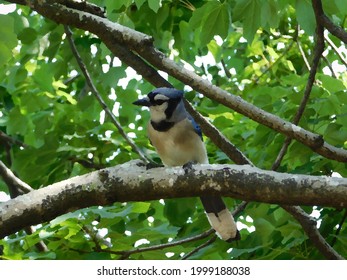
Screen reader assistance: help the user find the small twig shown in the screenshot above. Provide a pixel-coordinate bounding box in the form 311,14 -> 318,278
324,33 -> 347,67
322,56 -> 338,78
82,225 -> 112,250
331,209 -> 347,247
102,229 -> 216,259
68,157 -> 106,170
64,25 -> 150,164
63,74 -> 80,85
282,205 -> 344,260
26,226 -> 49,252
182,236 -> 217,260
221,59 -> 231,78
296,26 -> 311,71
254,30 -> 297,83
0,131 -> 27,148
272,11 -> 325,170
80,202 -> 248,259
267,15 -> 342,259
0,160 -> 33,194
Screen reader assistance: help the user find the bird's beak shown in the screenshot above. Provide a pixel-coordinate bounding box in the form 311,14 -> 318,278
133,97 -> 151,107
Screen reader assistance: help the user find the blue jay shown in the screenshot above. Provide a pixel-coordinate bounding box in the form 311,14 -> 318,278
133,87 -> 239,242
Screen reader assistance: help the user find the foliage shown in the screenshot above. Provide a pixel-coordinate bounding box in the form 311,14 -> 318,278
0,0 -> 346,260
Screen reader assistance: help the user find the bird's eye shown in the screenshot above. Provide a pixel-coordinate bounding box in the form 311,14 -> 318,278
155,100 -> 166,105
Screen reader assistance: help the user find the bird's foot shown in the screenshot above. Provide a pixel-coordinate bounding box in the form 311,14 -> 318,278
183,161 -> 198,174
145,162 -> 164,170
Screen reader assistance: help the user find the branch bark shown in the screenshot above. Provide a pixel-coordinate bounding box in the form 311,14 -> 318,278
5,0 -> 347,162
312,0 -> 347,44
1,160 -> 347,239
3,0 -> 346,260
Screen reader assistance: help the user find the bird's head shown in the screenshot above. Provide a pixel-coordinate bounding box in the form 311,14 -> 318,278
133,87 -> 186,123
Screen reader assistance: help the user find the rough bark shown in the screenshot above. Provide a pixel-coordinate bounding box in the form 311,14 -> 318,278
1,160 -> 347,239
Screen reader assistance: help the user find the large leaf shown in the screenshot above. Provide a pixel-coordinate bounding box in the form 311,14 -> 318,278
190,1 -> 231,45
296,0 -> 316,35
0,15 -> 17,66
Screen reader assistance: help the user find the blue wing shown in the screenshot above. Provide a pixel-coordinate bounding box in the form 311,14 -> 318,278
187,114 -> 202,140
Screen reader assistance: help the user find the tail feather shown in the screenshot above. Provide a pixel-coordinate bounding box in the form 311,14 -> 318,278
200,196 -> 239,242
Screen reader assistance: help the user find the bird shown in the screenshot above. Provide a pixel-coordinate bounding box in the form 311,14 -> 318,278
133,87 -> 239,242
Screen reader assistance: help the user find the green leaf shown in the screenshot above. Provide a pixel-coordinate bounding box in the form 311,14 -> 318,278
261,0 -> 280,28
32,63 -> 54,92
132,202 -> 151,213
7,107 -> 32,136
207,40 -> 222,61
105,0 -> 131,11
334,0 -> 347,14
190,1 -> 231,45
0,15 -> 17,66
200,2 -> 231,45
135,0 -> 147,9
148,0 -> 161,13
101,67 -> 127,88
164,198 -> 197,227
318,74 -> 346,93
233,0 -> 262,42
296,0 -> 315,35
25,251 -> 56,260
324,123 -> 347,146
18,27 -> 37,44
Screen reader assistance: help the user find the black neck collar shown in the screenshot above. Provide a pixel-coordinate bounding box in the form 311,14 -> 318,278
151,120 -> 175,132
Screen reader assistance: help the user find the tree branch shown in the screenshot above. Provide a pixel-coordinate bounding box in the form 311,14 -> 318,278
3,0 -> 345,260
312,0 -> 347,44
282,205 -> 344,260
182,236 -> 217,260
322,56 -> 338,79
63,25 -> 150,164
254,30 -> 297,83
272,5 -> 325,170
0,160 -> 33,195
1,160 -> 347,239
183,101 -> 253,166
0,161 -> 48,252
5,0 -> 347,162
79,200 -> 249,259
324,33 -> 347,68
296,30 -> 311,71
331,209 -> 347,247
114,229 -> 215,259
0,131 -> 27,148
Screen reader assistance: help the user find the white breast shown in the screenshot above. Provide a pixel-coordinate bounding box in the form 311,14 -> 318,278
148,118 -> 208,166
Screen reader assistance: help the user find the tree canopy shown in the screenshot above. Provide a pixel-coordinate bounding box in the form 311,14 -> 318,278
0,0 -> 346,260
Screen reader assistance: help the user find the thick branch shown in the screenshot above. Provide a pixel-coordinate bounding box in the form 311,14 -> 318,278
4,0 -> 345,260
1,160 -> 347,239
312,0 -> 347,44
5,0 -> 347,162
